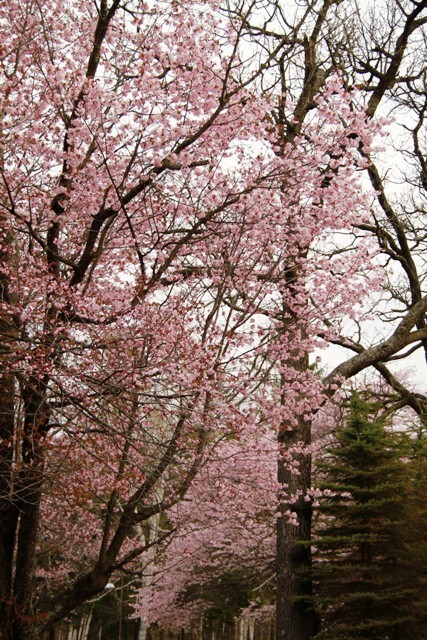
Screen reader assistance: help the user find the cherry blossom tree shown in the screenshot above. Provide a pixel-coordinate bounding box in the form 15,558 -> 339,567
136,426 -> 278,632
0,1 -> 289,637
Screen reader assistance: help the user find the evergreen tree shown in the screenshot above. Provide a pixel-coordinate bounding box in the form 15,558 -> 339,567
397,426 -> 427,638
312,393 -> 412,640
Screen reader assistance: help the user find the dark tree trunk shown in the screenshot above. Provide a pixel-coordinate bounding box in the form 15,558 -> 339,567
275,326 -> 319,640
276,419 -> 319,640
0,372 -> 19,640
12,472 -> 44,640
0,372 -> 50,640
0,235 -> 20,640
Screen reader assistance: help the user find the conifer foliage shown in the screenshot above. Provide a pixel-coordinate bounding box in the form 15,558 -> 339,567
399,428 -> 427,638
312,393 -> 412,640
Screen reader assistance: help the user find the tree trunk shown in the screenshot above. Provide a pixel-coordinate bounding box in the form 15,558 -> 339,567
274,256 -> 320,640
0,372 -> 19,640
275,313 -> 320,640
0,375 -> 50,640
0,212 -> 20,640
12,474 -> 44,640
276,415 -> 319,640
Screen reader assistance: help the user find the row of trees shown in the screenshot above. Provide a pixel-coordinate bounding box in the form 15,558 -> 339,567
0,1 -> 426,639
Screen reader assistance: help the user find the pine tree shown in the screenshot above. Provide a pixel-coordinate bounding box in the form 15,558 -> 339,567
312,393 -> 412,640
397,426 -> 427,638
